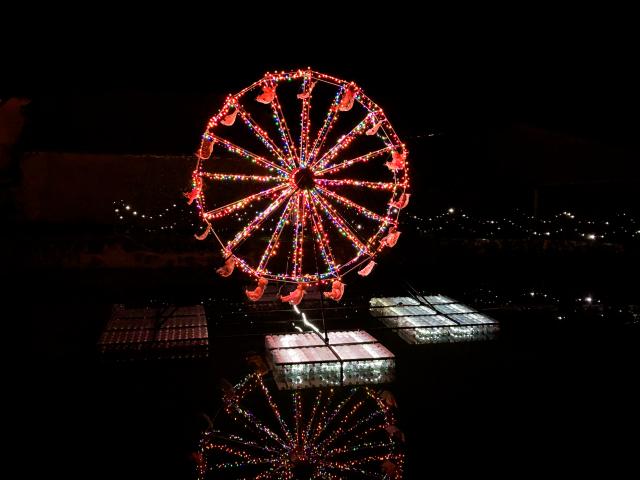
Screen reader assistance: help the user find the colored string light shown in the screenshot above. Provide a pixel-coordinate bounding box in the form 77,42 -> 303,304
315,146 -> 398,177
204,184 -> 288,220
256,195 -> 296,273
235,104 -> 290,169
315,178 -> 398,191
311,113 -> 374,170
196,374 -> 404,479
190,70 -> 409,285
317,185 -> 397,225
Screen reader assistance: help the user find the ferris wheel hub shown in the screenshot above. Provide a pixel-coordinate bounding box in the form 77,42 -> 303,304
291,167 -> 316,191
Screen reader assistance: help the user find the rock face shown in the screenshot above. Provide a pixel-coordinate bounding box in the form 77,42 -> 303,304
0,98 -> 30,171
17,152 -> 193,223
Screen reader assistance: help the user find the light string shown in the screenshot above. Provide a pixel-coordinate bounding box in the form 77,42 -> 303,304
197,375 -> 404,479
190,69 -> 409,286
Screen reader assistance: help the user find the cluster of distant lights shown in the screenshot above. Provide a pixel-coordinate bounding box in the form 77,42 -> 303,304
462,285 -> 594,307
409,208 -> 640,241
113,199 -> 281,237
407,131 -> 440,139
113,200 -> 195,232
460,285 -> 638,324
529,291 -> 597,304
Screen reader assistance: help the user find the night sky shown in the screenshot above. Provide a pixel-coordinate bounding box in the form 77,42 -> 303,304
5,12 -> 640,480
4,11 -> 639,211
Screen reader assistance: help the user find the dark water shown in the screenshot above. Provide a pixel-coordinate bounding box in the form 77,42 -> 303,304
15,246 -> 640,479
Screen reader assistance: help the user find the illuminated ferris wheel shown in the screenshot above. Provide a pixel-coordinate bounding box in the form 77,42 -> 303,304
186,69 -> 410,302
193,373 -> 404,479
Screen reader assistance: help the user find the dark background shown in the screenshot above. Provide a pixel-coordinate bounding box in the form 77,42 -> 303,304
5,14 -> 639,215
4,9 -> 639,479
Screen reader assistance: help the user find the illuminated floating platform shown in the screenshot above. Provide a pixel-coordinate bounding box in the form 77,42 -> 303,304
98,304 -> 209,361
370,295 -> 499,344
265,330 -> 395,390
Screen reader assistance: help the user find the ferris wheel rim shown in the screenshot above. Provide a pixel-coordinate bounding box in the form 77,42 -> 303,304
191,69 -> 409,285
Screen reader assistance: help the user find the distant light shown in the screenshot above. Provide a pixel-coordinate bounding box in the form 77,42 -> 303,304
448,208 -> 455,214
585,296 -> 592,303
529,292 -> 535,297
133,211 -> 138,216
125,205 -> 130,210
587,234 -> 596,240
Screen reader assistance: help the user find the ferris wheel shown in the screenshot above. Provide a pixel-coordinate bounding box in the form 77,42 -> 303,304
193,373 -> 404,479
186,69 -> 410,302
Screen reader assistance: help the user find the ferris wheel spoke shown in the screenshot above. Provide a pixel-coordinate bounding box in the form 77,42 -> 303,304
205,443 -> 273,463
256,195 -> 296,276
202,172 -> 285,184
269,89 -> 298,166
204,184 -> 289,220
326,457 -> 396,478
293,392 -> 302,447
316,186 -> 396,225
311,190 -> 370,256
206,432 -> 279,454
289,192 -> 308,279
311,389 -> 357,444
302,390 -> 324,447
306,192 -> 339,277
210,460 -> 276,472
316,398 -> 366,451
310,113 -> 374,170
309,388 -> 336,443
230,404 -> 287,448
226,187 -> 295,251
307,86 -> 344,165
235,104 -> 291,169
318,413 -> 383,458
315,146 -> 396,177
257,376 -> 295,445
210,134 -> 289,176
326,441 -> 393,458
254,470 -> 278,480
320,411 -> 385,454
315,178 -> 397,191
298,76 -> 313,166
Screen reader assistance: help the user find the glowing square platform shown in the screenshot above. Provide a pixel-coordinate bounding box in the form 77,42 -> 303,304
370,295 -> 499,344
98,304 -> 209,361
265,330 -> 395,390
